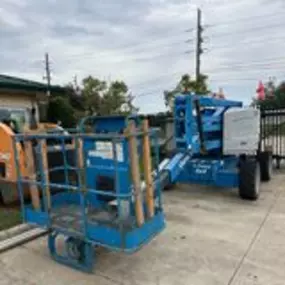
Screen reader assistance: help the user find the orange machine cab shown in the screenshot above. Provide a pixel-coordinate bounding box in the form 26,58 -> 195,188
0,122 -> 28,204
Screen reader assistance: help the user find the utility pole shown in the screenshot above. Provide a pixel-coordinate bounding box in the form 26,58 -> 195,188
73,75 -> 78,87
127,93 -> 135,113
73,74 -> 82,96
195,8 -> 203,80
44,53 -> 51,96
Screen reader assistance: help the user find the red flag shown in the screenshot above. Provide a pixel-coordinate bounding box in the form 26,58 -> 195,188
256,81 -> 265,101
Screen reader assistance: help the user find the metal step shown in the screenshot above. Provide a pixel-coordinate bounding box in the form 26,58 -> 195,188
0,228 -> 47,253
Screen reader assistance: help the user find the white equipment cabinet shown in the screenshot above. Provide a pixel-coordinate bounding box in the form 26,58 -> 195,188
223,107 -> 260,156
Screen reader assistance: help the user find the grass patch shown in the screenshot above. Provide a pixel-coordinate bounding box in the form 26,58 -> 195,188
0,208 -> 22,231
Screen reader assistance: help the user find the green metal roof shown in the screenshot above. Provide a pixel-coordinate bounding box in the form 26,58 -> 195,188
0,74 -> 65,93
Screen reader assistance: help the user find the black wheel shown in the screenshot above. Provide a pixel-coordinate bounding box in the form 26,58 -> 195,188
159,169 -> 175,191
65,237 -> 84,261
163,183 -> 176,191
239,158 -> 260,201
259,151 -> 273,182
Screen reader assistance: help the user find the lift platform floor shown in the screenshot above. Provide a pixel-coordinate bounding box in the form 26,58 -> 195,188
50,204 -> 135,236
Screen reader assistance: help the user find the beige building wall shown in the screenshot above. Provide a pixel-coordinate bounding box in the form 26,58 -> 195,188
0,93 -> 35,106
0,91 -> 40,126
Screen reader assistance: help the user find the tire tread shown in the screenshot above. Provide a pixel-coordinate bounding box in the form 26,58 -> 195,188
239,158 -> 260,201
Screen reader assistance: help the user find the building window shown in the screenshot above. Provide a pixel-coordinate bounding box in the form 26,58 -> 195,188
0,108 -> 27,132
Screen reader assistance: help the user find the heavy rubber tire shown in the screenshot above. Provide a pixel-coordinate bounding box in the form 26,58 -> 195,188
163,183 -> 176,191
259,151 -> 273,182
65,237 -> 84,261
239,159 -> 260,201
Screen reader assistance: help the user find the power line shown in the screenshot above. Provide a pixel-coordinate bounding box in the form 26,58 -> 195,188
202,0 -> 258,17
135,88 -> 168,99
135,75 -> 276,96
52,34 -> 193,60
206,68 -> 285,81
133,69 -> 284,97
209,70 -> 285,82
57,50 -> 190,70
134,77 -> 183,99
130,71 -> 184,88
134,50 -> 193,63
210,77 -> 268,82
213,63 -> 285,71
207,68 -> 285,78
135,83 -> 180,97
185,28 -> 196,33
207,22 -> 285,39
207,10 -> 285,28
3,34 -> 194,65
204,58 -> 285,72
207,34 -> 285,51
48,42 -> 193,67
224,56 -> 285,66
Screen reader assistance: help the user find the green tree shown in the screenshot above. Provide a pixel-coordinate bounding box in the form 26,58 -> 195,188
81,76 -> 107,115
100,81 -> 128,115
47,96 -> 77,128
81,76 -> 136,115
46,76 -> 136,128
164,73 -> 210,109
64,83 -> 85,111
46,83 -> 86,127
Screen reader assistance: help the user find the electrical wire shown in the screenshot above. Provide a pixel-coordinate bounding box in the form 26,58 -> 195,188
136,89 -> 164,98
206,65 -> 285,74
203,58 -> 285,73
3,34 -> 192,68
8,8 -> 285,94
130,71 -> 185,88
206,22 -> 285,39
210,76 -> 278,82
50,34 -> 194,60
134,67 -> 284,98
133,50 -> 193,62
133,78 -> 182,98
213,56 -> 285,65
207,10 -> 285,28
207,34 -> 285,52
207,69 -> 285,83
53,50 -> 190,72
133,76 -> 265,99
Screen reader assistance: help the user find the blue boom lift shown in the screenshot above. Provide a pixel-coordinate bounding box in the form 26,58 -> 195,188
13,93 -> 272,273
160,93 -> 273,200
13,116 -> 165,272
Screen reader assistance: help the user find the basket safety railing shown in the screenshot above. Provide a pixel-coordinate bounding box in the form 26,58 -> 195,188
13,120 -> 162,241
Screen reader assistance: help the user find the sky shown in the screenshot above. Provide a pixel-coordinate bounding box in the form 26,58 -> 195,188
1,0 -> 285,113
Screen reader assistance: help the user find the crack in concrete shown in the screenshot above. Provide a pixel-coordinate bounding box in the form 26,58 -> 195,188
227,183 -> 284,285
96,271 -> 125,285
0,258 -> 37,285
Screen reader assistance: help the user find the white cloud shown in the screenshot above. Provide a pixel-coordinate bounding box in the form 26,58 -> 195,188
0,7 -> 25,28
0,0 -> 285,112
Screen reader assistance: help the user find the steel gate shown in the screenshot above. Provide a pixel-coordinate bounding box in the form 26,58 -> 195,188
261,108 -> 285,168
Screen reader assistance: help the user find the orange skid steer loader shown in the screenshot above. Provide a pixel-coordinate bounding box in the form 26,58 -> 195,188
0,122 -> 28,204
0,121 -> 75,205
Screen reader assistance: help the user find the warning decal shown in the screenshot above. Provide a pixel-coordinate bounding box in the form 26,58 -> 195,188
88,141 -> 124,162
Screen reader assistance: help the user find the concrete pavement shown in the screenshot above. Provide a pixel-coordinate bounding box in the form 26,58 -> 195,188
1,170 -> 285,285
